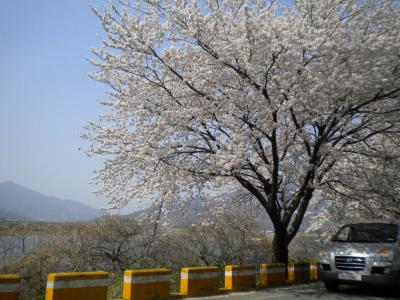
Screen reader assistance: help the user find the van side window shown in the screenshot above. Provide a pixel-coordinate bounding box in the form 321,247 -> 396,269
332,223 -> 398,243
336,226 -> 350,241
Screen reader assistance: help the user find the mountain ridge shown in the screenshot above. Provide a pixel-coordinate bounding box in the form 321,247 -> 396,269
0,181 -> 103,222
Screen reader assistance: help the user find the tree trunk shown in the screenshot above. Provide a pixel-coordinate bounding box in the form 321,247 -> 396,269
271,229 -> 289,264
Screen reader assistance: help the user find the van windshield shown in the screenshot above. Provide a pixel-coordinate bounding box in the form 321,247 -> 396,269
332,223 -> 398,243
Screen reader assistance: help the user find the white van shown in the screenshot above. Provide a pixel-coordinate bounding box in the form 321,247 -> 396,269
318,220 -> 400,291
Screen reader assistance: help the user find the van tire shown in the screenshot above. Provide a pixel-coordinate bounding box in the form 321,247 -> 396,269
324,281 -> 339,292
392,275 -> 400,298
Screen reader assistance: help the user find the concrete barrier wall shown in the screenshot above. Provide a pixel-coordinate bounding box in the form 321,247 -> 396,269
224,265 -> 256,291
179,266 -> 219,297
45,271 -> 109,300
0,274 -> 21,300
3,260 -> 318,299
122,268 -> 171,300
259,263 -> 286,286
287,263 -> 311,283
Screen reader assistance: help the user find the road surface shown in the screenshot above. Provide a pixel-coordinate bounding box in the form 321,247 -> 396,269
184,283 -> 399,300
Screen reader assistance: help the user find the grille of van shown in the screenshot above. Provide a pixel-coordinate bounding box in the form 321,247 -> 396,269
335,256 -> 365,271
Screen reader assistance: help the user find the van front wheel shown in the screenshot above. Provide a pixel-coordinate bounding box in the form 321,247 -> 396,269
324,281 -> 339,292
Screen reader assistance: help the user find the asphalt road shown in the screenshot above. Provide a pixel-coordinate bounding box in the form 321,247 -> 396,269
184,283 -> 399,300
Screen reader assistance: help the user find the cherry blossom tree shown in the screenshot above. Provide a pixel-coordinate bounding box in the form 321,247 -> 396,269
304,131 -> 400,236
323,132 -> 400,221
84,0 -> 400,263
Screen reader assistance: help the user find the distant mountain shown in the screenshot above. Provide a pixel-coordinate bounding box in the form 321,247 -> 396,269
0,182 -> 103,222
128,208 -> 147,219
127,189 -> 275,229
126,189 -> 329,234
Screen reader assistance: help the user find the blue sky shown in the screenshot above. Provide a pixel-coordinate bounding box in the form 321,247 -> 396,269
0,0 -> 120,210
0,0 -> 292,212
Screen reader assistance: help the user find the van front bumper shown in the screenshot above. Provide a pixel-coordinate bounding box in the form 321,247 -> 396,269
319,270 -> 399,287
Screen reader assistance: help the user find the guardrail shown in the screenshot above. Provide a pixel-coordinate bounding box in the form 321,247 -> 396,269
123,268 -> 171,300
224,265 -> 256,291
0,274 -> 21,300
2,262 -> 319,300
287,263 -> 315,284
310,262 -> 318,281
45,271 -> 109,300
179,266 -> 219,297
259,263 -> 286,286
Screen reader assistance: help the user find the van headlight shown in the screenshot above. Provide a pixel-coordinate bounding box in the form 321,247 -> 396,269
374,249 -> 394,262
319,247 -> 329,260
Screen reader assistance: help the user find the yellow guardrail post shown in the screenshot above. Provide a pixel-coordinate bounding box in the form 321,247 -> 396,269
287,263 -> 295,283
259,263 -> 286,286
310,262 -> 318,281
0,274 -> 21,300
287,263 -> 311,284
122,268 -> 171,300
224,265 -> 256,291
45,271 -> 109,300
179,266 -> 219,297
